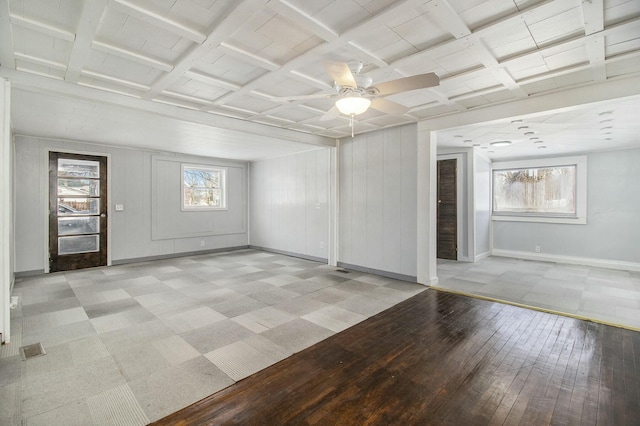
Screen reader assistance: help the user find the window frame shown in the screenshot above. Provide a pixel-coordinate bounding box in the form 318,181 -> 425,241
491,156 -> 587,225
181,164 -> 227,211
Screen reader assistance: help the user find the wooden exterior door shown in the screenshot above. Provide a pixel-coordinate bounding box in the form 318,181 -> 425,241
49,152 -> 107,272
437,159 -> 457,260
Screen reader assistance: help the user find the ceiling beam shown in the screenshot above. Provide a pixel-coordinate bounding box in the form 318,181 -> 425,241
108,0 -> 206,44
9,13 -> 74,41
420,74 -> 640,132
14,53 -> 67,70
0,0 -> 15,69
586,35 -> 607,82
427,0 -> 471,39
212,0 -> 428,105
1,66 -> 334,147
185,70 -> 241,92
92,40 -> 174,72
581,0 -> 604,35
267,0 -> 338,42
143,0 -> 266,100
218,42 -> 280,71
66,0 -> 109,83
80,69 -> 150,91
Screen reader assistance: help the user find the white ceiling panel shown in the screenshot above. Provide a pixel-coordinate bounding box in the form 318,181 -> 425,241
1,0 -> 639,160
456,0 -> 519,29
9,0 -> 82,30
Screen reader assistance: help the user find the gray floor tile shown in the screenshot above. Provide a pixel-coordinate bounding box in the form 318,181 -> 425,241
24,400 -> 92,426
302,305 -> 367,333
129,356 -> 234,422
180,319 -> 256,354
86,384 -> 149,426
260,318 -> 335,353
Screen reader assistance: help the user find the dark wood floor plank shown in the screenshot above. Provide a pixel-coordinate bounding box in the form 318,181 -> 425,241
151,289 -> 640,426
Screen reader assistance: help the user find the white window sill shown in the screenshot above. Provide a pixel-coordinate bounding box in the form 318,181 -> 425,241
492,215 -> 587,225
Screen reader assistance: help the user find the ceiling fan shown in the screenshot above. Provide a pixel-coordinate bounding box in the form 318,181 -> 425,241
271,61 -> 440,135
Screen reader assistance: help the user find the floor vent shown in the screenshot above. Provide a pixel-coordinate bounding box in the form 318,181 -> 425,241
336,269 -> 351,274
20,343 -> 46,360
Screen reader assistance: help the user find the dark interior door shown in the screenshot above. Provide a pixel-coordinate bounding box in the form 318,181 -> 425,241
437,159 -> 457,260
49,152 -> 107,272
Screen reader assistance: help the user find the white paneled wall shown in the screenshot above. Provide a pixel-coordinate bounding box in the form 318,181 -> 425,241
340,124 -> 418,278
249,149 -> 330,260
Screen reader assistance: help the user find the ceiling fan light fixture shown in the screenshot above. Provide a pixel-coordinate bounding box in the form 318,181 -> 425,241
335,96 -> 371,116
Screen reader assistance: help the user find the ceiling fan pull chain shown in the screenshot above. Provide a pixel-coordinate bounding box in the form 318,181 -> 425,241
350,114 -> 354,137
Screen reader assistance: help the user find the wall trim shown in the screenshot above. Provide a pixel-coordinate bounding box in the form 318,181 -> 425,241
337,261 -> 418,283
474,251 -> 491,262
249,245 -> 327,264
491,249 -> 640,272
14,269 -> 46,278
111,245 -> 251,266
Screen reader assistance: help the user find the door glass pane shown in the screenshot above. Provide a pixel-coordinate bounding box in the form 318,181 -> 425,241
58,198 -> 99,215
58,159 -> 99,178
58,235 -> 99,254
58,217 -> 99,235
58,179 -> 99,196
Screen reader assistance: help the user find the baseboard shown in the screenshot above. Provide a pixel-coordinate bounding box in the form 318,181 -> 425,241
336,262 -> 417,283
491,249 -> 640,272
111,245 -> 250,266
474,251 -> 491,262
249,246 -> 327,264
14,269 -> 45,278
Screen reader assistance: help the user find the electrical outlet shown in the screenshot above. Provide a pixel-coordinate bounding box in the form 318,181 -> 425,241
535,245 -> 541,253
200,241 -> 205,247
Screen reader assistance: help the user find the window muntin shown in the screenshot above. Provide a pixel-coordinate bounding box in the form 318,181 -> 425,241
493,165 -> 577,216
182,165 -> 227,210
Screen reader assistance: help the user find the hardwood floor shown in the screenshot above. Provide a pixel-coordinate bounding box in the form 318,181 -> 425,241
152,289 -> 640,425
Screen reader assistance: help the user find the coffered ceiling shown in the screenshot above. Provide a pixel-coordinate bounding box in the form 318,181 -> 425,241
1,0 -> 639,160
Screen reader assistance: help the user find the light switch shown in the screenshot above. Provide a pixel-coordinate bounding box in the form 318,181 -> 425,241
115,204 -> 124,211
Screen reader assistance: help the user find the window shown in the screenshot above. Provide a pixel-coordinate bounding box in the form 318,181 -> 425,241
182,164 -> 226,210
492,156 -> 587,224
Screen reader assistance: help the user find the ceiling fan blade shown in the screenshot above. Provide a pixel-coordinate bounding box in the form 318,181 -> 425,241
373,72 -> 440,96
271,93 -> 334,102
320,106 -> 340,121
370,98 -> 409,115
324,61 -> 357,88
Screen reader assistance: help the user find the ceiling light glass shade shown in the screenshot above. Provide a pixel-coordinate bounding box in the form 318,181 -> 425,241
335,96 -> 371,115
490,141 -> 512,147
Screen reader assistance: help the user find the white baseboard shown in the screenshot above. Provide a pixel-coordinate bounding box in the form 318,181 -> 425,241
491,249 -> 640,272
474,251 -> 491,262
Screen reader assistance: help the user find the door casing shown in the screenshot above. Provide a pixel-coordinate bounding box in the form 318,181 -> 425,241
44,148 -> 111,273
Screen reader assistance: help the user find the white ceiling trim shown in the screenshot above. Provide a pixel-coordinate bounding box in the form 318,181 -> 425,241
143,0 -> 265,99
184,70 -> 241,92
421,75 -> 640,132
1,67 -> 334,148
214,0 -> 426,107
14,52 -> 66,71
8,13 -> 75,41
268,0 -> 338,43
66,0 -> 109,83
108,0 -> 206,43
581,0 -> 604,35
91,40 -> 174,72
218,42 -> 280,71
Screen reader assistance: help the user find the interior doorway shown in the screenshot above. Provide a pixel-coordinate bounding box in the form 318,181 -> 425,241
437,158 -> 457,260
48,152 -> 108,272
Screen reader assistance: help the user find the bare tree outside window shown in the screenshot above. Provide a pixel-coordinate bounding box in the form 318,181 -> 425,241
493,165 -> 576,215
182,165 -> 226,210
